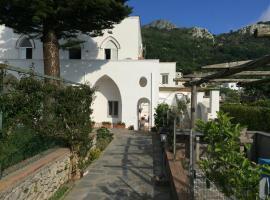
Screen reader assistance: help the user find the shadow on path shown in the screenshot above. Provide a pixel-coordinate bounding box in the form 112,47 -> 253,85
64,130 -> 171,200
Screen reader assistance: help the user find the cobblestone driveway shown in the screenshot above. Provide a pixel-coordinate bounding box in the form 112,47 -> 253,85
64,129 -> 171,200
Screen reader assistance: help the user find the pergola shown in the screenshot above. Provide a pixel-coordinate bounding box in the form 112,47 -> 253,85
174,27 -> 270,129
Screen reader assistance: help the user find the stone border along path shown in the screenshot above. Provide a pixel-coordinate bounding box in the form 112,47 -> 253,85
64,129 -> 171,200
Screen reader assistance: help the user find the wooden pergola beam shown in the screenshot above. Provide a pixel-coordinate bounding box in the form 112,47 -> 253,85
238,77 -> 270,87
175,78 -> 260,83
201,60 -> 251,69
183,71 -> 270,78
184,55 -> 270,86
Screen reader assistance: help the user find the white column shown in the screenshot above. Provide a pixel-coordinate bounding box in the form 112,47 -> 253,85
210,90 -> 220,119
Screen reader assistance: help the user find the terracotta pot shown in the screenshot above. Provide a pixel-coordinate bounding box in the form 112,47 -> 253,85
102,124 -> 112,129
113,124 -> 126,129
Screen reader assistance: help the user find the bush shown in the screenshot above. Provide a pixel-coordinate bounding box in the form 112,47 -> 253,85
96,128 -> 113,151
0,76 -> 94,173
97,128 -> 113,140
0,127 -> 64,171
89,148 -> 101,161
196,112 -> 263,199
154,103 -> 170,128
220,88 -> 240,103
221,103 -> 270,132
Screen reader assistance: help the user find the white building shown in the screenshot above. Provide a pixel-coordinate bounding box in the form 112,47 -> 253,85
0,16 -> 219,130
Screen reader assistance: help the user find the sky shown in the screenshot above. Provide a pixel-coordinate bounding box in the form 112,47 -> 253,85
128,0 -> 270,34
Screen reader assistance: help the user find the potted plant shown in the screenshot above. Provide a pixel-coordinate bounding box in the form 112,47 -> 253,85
113,121 -> 126,129
102,121 -> 112,129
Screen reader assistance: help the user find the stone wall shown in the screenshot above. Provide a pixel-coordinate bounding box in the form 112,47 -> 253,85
0,148 -> 71,200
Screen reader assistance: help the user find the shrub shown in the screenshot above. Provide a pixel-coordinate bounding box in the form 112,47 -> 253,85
96,128 -> 113,140
154,103 -> 170,128
221,103 -> 270,132
0,127 -> 64,171
89,148 -> 101,161
220,88 -> 240,103
128,125 -> 134,130
196,112 -> 263,199
0,76 -> 94,173
96,128 -> 113,151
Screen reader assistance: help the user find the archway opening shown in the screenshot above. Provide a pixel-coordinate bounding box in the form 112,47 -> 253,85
137,98 -> 150,131
93,75 -> 122,126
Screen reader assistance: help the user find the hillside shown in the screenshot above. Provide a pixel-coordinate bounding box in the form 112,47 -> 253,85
142,20 -> 270,74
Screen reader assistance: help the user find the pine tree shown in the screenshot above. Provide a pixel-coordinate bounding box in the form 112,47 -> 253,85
0,0 -> 131,77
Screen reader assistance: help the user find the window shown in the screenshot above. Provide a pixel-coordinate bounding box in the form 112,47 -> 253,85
108,101 -> 119,117
105,49 -> 111,60
69,48 -> 81,59
101,37 -> 120,60
161,74 -> 169,84
17,37 -> 34,59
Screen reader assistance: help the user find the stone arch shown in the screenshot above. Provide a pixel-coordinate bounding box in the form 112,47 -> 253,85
137,98 -> 151,130
16,35 -> 35,48
100,36 -> 120,60
16,35 -> 35,59
100,36 -> 120,49
92,75 -> 122,124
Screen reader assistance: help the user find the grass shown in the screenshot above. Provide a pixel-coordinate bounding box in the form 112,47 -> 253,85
49,185 -> 71,200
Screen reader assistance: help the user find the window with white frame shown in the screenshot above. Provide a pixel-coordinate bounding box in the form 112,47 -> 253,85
161,74 -> 169,84
17,37 -> 34,59
108,101 -> 119,117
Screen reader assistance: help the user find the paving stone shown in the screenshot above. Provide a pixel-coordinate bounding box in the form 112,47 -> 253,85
64,130 -> 171,200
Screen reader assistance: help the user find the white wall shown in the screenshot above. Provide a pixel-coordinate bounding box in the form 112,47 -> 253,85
159,62 -> 176,87
0,17 -> 142,61
0,59 -> 160,130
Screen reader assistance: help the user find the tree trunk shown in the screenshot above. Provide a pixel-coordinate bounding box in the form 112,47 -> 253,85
43,30 -> 60,78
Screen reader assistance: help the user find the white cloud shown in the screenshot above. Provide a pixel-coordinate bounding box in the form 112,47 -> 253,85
259,5 -> 270,22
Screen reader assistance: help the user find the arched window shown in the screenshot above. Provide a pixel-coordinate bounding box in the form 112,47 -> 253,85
100,37 -> 120,60
17,36 -> 35,59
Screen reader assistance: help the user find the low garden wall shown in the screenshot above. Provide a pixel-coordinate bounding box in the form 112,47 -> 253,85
0,148 -> 71,200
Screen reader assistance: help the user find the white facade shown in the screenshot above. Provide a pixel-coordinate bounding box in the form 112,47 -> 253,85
0,16 -> 219,130
222,83 -> 241,90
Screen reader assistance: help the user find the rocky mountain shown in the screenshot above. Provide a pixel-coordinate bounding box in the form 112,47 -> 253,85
143,20 -> 177,30
144,20 -> 214,40
237,22 -> 270,35
142,20 -> 270,74
189,27 -> 214,40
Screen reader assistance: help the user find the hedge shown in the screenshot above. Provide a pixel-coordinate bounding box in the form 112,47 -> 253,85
221,104 -> 270,132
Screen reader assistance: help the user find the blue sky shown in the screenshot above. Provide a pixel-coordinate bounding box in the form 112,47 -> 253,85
128,0 -> 270,34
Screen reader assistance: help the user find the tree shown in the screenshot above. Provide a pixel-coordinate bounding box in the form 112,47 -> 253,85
0,0 -> 131,77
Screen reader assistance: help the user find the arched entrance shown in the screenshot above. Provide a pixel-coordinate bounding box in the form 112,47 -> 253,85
93,75 -> 122,124
137,98 -> 150,131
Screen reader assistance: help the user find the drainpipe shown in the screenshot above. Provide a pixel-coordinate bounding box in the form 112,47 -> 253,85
150,73 -> 153,130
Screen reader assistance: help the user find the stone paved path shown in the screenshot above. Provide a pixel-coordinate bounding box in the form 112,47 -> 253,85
65,129 -> 171,200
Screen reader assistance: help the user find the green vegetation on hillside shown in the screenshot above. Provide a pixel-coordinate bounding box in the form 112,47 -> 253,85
142,27 -> 270,74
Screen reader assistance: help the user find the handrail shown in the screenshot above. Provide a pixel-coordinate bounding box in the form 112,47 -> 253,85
0,64 -> 84,86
